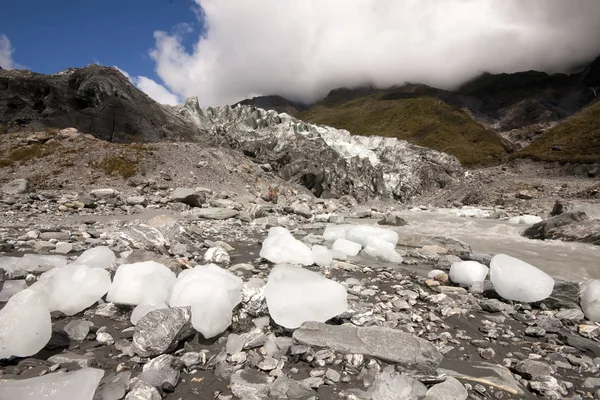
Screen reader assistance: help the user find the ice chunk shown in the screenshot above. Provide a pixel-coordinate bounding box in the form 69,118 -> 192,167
259,227 -> 313,265
346,225 -> 398,246
265,264 -> 348,329
106,261 -> 176,306
0,289 -> 51,359
0,367 -> 104,400
508,215 -> 543,225
331,239 -> 362,257
311,245 -> 333,267
361,238 -> 403,263
449,261 -> 489,286
0,256 -> 26,279
169,264 -> 243,338
490,254 -> 554,302
131,300 -> 168,325
323,224 -> 350,242
71,246 -> 116,269
30,264 -> 111,316
580,280 -> 600,322
0,280 -> 28,302
17,254 -> 68,272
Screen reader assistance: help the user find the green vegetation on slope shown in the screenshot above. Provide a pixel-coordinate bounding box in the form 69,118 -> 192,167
515,100 -> 600,163
298,94 -> 508,166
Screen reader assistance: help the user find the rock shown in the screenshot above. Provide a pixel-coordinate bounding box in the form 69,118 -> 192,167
524,211 -> 600,245
265,265 -> 348,329
290,201 -> 312,218
0,368 -> 104,400
293,321 -> 442,368
71,246 -> 116,269
126,196 -> 147,206
449,261 -> 489,286
529,376 -> 568,398
0,289 -> 52,359
425,376 -> 468,400
478,347 -> 496,360
94,371 -> 131,400
515,189 -> 535,200
0,279 -> 27,302
331,239 -> 362,257
139,354 -> 180,390
63,319 -> 94,341
490,254 -> 554,302
260,227 -> 313,266
169,264 -> 243,338
125,381 -> 162,400
48,352 -> 94,368
440,361 -> 524,395
550,200 -> 571,216
54,242 -> 73,254
204,246 -> 231,265
90,188 -> 119,199
377,214 -> 408,226
195,207 -> 239,219
1,179 -> 30,194
479,299 -> 514,313
172,188 -> 205,207
230,369 -> 271,400
96,331 -> 114,345
131,301 -> 168,325
580,280 -> 600,322
368,366 -> 427,400
514,359 -> 553,379
107,261 -> 176,306
132,307 -> 195,357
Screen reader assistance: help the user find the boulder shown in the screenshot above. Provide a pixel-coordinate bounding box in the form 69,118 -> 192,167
1,179 -> 30,194
172,188 -> 205,207
524,212 -> 600,245
132,307 -> 195,357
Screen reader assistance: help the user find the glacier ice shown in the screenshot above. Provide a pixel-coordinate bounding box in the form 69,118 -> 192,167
106,261 -> 176,306
346,225 -> 398,246
323,224 -> 351,242
490,254 -> 554,302
508,215 -> 543,225
0,367 -> 104,400
17,254 -> 68,272
361,238 -> 404,263
259,227 -> 313,265
71,246 -> 116,269
331,239 -> 362,257
580,279 -> 600,322
312,245 -> 333,267
264,264 -> 348,329
0,289 -> 51,359
0,280 -> 28,302
449,261 -> 489,286
131,300 -> 169,325
30,264 -> 111,315
169,264 -> 243,338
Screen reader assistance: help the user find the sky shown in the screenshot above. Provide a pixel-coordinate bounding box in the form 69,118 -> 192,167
2,0 -> 600,107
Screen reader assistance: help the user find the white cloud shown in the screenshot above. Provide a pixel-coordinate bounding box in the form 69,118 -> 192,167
115,66 -> 181,106
0,34 -> 15,69
149,0 -> 600,107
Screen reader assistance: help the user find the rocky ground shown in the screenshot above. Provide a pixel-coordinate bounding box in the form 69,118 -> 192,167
1,129 -> 599,400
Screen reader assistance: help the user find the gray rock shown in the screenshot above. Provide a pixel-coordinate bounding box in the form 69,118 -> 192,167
126,196 -> 147,206
63,319 -> 94,341
479,299 -> 514,313
529,376 -> 568,398
48,352 -> 94,369
583,377 -> 600,388
292,321 -> 442,368
516,189 -> 535,200
1,179 -> 30,194
39,231 -> 70,241
269,375 -> 315,399
54,242 -> 73,254
93,371 -> 131,400
378,214 -> 408,226
230,369 -> 272,400
124,381 -> 161,400
139,354 -> 180,390
550,200 -> 571,216
555,308 -> 585,321
90,189 -> 119,199
133,307 -> 195,357
425,376 -> 468,400
514,359 -> 553,379
180,352 -> 204,369
440,361 -> 524,395
195,207 -> 239,220
290,202 -> 312,218
172,188 -> 205,207
524,211 -> 600,245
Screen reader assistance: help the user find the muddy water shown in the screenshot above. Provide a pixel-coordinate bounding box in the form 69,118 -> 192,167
355,208 -> 600,281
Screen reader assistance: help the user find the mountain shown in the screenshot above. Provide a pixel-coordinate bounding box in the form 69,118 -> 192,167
0,65 -> 202,142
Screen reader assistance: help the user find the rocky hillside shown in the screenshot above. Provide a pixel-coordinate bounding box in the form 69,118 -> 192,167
0,65 -> 202,142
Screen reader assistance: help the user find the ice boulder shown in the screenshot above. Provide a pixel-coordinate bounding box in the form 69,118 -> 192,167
323,224 -> 351,242
490,254 -> 554,302
312,245 -> 333,267
259,227 -> 313,265
449,261 -> 489,286
71,246 -> 116,269
332,238 -> 362,257
0,280 -> 28,302
0,367 -> 104,400
508,215 -> 543,225
30,264 -> 111,315
346,225 -> 398,246
17,254 -> 68,272
0,256 -> 26,279
361,238 -> 403,263
265,264 -> 348,329
131,300 -> 168,325
107,261 -> 176,306
169,264 -> 243,338
580,279 -> 600,322
0,289 -> 51,359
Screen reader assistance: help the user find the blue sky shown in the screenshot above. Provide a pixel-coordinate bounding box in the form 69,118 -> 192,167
0,0 -> 203,102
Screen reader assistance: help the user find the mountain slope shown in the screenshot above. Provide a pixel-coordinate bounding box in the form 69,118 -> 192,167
0,65 -> 202,142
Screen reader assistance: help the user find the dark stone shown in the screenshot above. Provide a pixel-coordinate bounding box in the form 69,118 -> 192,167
378,214 -> 408,226
524,211 -> 600,245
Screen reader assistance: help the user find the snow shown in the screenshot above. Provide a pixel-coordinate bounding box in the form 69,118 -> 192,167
508,215 -> 543,225
131,300 -> 169,325
331,239 -> 362,257
449,261 -> 489,286
490,254 -> 555,302
259,227 -> 313,265
71,246 -> 116,269
361,238 -> 404,263
264,264 -> 348,329
106,261 -> 177,306
0,289 -> 51,359
0,280 -> 28,302
17,254 -> 68,272
312,245 -> 333,267
169,264 -> 243,338
0,368 -> 104,400
580,279 -> 600,322
30,264 -> 111,316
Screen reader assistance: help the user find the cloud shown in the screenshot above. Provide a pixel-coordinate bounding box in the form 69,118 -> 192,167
115,66 -> 181,106
149,0 -> 600,107
0,34 -> 15,69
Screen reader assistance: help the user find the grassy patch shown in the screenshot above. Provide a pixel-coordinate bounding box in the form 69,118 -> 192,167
0,125 -> 8,135
98,154 -> 139,178
8,142 -> 60,164
514,100 -> 600,163
0,159 -> 11,168
299,95 -> 509,166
